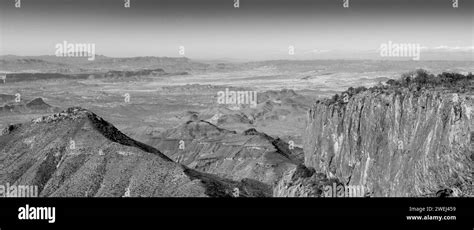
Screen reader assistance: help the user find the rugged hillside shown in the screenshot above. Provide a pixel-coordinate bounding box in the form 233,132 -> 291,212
273,164 -> 340,197
0,97 -> 61,114
300,73 -> 473,197
148,120 -> 303,186
0,107 -> 270,197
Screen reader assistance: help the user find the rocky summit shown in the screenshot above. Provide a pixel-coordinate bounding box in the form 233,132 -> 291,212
0,107 -> 270,197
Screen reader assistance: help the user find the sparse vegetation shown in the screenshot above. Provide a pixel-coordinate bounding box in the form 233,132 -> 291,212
323,69 -> 473,105
387,69 -> 473,90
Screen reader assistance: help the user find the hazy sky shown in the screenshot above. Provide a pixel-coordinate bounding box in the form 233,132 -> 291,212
0,0 -> 472,60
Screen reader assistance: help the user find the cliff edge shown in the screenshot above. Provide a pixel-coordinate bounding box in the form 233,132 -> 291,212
276,70 -> 473,197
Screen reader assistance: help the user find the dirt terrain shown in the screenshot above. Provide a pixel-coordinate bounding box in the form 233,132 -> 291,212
0,56 -> 472,197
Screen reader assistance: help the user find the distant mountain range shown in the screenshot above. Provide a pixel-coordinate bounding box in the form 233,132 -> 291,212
2,53 -> 472,74
0,55 -> 209,73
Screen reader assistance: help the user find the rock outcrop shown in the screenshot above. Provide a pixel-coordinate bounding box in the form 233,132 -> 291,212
302,87 -> 473,197
0,98 -> 60,114
273,164 -> 338,197
273,71 -> 473,197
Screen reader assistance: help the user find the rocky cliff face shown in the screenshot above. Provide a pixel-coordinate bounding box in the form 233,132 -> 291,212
302,88 -> 473,197
273,164 -> 340,197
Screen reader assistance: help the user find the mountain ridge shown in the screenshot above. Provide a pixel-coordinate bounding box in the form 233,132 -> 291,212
0,107 -> 271,197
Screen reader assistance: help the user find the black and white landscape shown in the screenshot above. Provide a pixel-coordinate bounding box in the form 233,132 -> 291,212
0,0 -> 472,198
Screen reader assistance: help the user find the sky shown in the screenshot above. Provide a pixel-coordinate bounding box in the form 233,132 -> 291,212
0,0 -> 472,60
